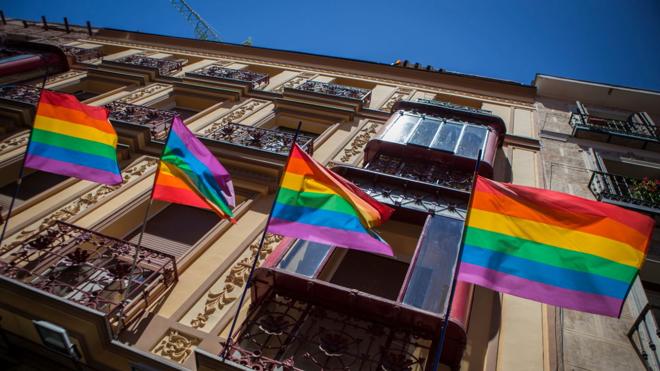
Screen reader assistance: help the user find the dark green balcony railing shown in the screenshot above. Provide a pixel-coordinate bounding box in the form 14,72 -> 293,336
589,171 -> 660,214
570,112 -> 659,143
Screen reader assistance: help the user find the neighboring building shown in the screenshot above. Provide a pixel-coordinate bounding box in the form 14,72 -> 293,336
535,75 -> 660,371
0,15 -> 654,371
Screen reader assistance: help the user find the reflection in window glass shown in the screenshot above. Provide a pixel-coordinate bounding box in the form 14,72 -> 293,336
456,125 -> 488,159
430,122 -> 463,152
408,118 -> 442,148
278,240 -> 332,277
403,215 -> 463,314
381,114 -> 419,144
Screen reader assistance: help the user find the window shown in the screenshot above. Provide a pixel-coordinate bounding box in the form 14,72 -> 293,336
403,215 -> 464,313
380,113 -> 488,159
0,171 -> 69,209
277,240 -> 332,277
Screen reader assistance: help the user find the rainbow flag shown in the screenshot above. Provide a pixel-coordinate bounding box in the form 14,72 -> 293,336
267,144 -> 394,256
458,176 -> 654,317
25,90 -> 122,185
152,117 -> 236,222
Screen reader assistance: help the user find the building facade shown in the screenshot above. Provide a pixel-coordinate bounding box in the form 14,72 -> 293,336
0,16 -> 655,371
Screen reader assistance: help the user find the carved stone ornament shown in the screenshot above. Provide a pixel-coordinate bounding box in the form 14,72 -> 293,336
380,88 -> 413,112
116,83 -> 172,104
152,329 -> 201,364
42,70 -> 87,87
272,72 -> 316,93
335,121 -> 383,164
0,132 -> 29,156
188,233 -> 282,329
200,99 -> 269,136
0,159 -> 157,254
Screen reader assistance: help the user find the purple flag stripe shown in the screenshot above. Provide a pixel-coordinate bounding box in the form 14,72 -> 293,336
268,218 -> 393,256
25,154 -> 123,185
458,263 -> 623,317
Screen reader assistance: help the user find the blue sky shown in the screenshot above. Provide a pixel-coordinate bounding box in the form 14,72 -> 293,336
2,0 -> 659,91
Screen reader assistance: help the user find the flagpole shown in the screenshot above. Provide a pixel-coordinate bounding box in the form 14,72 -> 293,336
114,116 -> 177,338
0,61 -> 51,247
430,149 -> 482,371
221,121 -> 303,360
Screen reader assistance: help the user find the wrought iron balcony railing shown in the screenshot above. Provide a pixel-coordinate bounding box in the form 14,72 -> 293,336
0,222 -> 177,327
589,171 -> 660,214
205,122 -> 315,155
105,101 -> 177,141
366,153 -> 472,191
0,85 -> 41,106
292,80 -> 372,105
111,54 -> 183,76
416,98 -> 491,115
187,65 -> 269,88
570,112 -> 660,143
224,293 -> 432,371
628,303 -> 660,370
61,45 -> 103,62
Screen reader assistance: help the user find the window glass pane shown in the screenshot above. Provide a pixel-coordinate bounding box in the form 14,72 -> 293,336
456,125 -> 488,159
278,240 -> 332,277
407,118 -> 442,147
381,114 -> 419,144
403,215 -> 464,313
430,122 -> 463,152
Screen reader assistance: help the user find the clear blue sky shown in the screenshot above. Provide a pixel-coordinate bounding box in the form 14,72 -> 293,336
2,0 -> 659,91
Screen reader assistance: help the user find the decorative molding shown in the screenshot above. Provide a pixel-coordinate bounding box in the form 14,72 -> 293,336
380,88 -> 413,112
43,70 -> 87,87
200,99 -> 269,136
116,83 -> 172,104
272,72 -> 316,93
333,121 -> 383,165
87,38 -> 532,107
0,132 -> 29,156
0,159 -> 158,255
187,233 -> 283,330
151,329 -> 200,364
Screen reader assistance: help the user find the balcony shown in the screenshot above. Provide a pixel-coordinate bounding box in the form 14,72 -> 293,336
186,65 -> 269,89
570,112 -> 659,148
105,101 -> 177,141
205,122 -> 315,156
109,54 -> 183,76
224,293 -> 433,371
589,171 -> 660,215
0,222 -> 177,331
292,80 -> 372,105
0,84 -> 41,106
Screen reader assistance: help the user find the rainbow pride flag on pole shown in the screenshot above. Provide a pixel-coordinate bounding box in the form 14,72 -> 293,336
152,117 -> 236,222
267,144 -> 394,256
458,176 -> 654,317
25,90 -> 123,185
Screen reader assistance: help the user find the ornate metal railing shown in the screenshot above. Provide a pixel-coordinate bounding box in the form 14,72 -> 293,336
292,80 -> 372,105
205,122 -> 314,155
416,98 -> 491,115
61,45 -> 103,63
105,101 -> 177,141
366,153 -> 472,191
628,303 -> 660,370
224,293 -> 431,371
187,65 -> 269,88
0,222 -> 177,324
0,85 -> 41,106
589,171 -> 660,214
111,54 -> 183,76
570,112 -> 659,143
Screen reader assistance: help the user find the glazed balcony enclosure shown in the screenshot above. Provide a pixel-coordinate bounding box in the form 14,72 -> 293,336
589,171 -> 660,215
219,99 -> 508,370
0,221 -> 178,334
570,101 -> 659,150
365,99 -> 507,179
